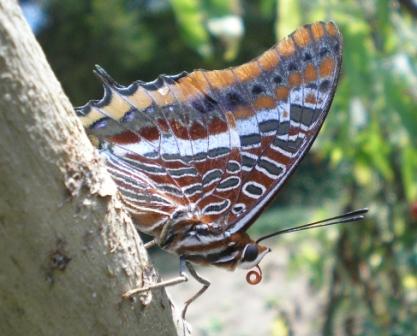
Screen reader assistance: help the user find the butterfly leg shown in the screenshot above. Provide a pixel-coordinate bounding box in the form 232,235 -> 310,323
144,240 -> 157,249
181,261 -> 210,319
143,216 -> 176,249
122,257 -> 188,299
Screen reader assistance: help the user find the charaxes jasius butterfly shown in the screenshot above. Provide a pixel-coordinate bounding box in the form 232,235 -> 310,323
76,21 -> 367,317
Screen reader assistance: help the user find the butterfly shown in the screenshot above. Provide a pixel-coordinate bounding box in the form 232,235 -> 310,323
76,21 -> 367,318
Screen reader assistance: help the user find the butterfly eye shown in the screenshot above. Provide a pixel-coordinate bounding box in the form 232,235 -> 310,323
242,244 -> 259,262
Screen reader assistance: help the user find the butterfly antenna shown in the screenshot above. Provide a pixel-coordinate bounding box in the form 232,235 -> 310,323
256,208 -> 368,244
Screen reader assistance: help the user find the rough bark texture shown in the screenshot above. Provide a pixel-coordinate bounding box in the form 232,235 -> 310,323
0,1 -> 185,335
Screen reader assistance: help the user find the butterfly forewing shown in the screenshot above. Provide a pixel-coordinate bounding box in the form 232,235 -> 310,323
76,21 -> 342,238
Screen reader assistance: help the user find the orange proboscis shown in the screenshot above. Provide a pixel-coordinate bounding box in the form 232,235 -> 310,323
246,265 -> 263,285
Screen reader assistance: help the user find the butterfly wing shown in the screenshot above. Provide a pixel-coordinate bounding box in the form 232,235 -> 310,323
76,65 -> 242,235
225,21 -> 343,233
75,21 -> 342,237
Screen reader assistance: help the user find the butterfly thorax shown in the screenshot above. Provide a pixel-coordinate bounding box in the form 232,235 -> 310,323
144,212 -> 269,270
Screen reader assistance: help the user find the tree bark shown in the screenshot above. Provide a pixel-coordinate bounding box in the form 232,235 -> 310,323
0,1 -> 185,335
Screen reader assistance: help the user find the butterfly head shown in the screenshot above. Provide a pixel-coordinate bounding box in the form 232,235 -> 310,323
234,208 -> 369,284
216,232 -> 270,285
238,241 -> 271,285
238,241 -> 271,270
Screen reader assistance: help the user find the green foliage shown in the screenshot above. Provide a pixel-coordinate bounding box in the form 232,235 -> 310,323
38,0 -> 155,105
34,0 -> 417,334
169,0 -> 211,56
276,0 -> 301,38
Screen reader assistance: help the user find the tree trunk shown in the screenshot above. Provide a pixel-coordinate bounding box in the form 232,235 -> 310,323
0,1 -> 185,335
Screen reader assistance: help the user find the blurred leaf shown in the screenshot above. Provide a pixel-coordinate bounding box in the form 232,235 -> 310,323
401,146 -> 417,201
170,0 -> 212,57
248,205 -> 312,237
362,118 -> 393,181
299,242 -> 321,264
276,0 -> 301,38
260,0 -> 276,18
205,0 -> 243,60
375,0 -> 395,52
354,162 -> 373,186
402,274 -> 417,290
330,146 -> 343,165
271,317 -> 289,336
206,316 -> 224,333
203,0 -> 237,17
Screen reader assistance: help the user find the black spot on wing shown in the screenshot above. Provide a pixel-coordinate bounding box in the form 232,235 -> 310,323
288,62 -> 298,71
303,52 -> 312,61
208,147 -> 229,159
259,120 -> 279,133
273,75 -> 283,84
244,183 -> 264,196
319,80 -> 331,93
191,94 -> 219,114
251,85 -> 265,95
276,121 -> 290,136
202,169 -> 222,186
241,133 -> 261,148
258,158 -> 283,177
319,47 -> 330,57
273,136 -> 304,154
226,91 -> 245,107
